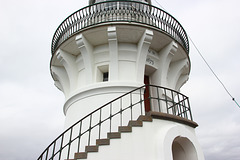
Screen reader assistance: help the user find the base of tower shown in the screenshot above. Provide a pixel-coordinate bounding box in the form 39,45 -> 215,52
85,116 -> 204,160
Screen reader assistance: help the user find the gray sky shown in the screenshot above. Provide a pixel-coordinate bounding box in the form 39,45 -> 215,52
0,0 -> 240,160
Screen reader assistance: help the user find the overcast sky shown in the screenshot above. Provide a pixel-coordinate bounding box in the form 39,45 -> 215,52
0,0 -> 240,160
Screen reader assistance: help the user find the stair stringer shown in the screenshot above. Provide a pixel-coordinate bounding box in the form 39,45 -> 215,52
85,118 -> 204,160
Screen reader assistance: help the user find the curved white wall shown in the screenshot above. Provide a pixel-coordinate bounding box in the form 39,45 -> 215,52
49,24 -> 197,159
85,119 -> 204,160
63,82 -> 143,129
51,26 -> 190,122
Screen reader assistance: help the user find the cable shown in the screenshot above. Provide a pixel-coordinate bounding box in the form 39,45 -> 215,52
233,99 -> 240,108
189,37 -> 240,108
153,0 -> 166,10
153,0 -> 240,108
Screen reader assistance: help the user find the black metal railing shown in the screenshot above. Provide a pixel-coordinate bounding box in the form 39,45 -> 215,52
51,1 -> 189,55
37,85 -> 192,160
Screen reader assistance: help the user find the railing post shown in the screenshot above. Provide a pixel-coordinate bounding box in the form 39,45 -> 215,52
44,149 -> 48,160
164,88 -> 168,114
177,93 -> 182,118
120,98 -> 123,126
67,128 -> 73,160
110,103 -> 112,133
156,86 -> 161,112
77,121 -> 82,152
172,90 -> 176,115
130,92 -> 133,120
182,96 -> 188,119
51,141 -> 56,160
88,114 -> 93,146
187,98 -> 193,120
140,86 -> 143,115
58,135 -> 64,160
98,109 -> 102,139
148,85 -> 152,112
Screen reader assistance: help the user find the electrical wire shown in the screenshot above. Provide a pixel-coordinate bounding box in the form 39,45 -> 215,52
189,37 -> 240,108
153,0 -> 240,108
153,0 -> 166,10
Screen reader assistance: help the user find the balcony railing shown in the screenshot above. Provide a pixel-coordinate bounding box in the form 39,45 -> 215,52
51,1 -> 189,55
37,85 -> 193,160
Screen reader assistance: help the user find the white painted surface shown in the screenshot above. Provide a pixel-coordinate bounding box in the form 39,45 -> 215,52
86,119 -> 204,160
51,25 -> 190,98
63,82 -> 143,129
49,22 -> 202,160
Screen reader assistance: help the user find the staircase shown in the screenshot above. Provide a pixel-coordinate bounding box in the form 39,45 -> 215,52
71,115 -> 152,160
37,85 -> 193,160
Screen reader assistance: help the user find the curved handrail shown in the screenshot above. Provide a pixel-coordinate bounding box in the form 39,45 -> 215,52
37,85 -> 192,160
51,1 -> 189,55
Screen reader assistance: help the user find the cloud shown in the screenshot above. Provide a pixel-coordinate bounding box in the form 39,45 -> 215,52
0,0 -> 240,160
0,79 -> 65,159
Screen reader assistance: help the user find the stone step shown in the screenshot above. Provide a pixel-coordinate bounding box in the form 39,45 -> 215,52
107,132 -> 121,139
70,115 -> 151,160
118,126 -> 132,132
85,145 -> 98,152
138,115 -> 153,122
96,139 -> 110,145
128,120 -> 143,127
74,152 -> 87,159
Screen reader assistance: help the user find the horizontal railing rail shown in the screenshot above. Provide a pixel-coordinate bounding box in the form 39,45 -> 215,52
37,85 -> 192,160
51,1 -> 189,55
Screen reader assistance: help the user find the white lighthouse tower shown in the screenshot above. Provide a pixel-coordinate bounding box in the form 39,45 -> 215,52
38,0 -> 204,160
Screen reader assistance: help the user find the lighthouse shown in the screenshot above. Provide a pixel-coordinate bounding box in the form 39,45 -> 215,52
38,0 -> 204,159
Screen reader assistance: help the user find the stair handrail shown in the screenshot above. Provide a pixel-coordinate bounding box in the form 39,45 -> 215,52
37,85 -> 192,160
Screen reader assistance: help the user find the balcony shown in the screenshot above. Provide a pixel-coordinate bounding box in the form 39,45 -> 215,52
38,85 -> 195,160
51,1 -> 189,55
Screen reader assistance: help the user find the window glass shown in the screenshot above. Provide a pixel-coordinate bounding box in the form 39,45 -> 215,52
103,72 -> 109,82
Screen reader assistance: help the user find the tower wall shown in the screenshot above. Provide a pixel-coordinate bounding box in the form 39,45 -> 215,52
85,119 -> 204,160
37,1 -> 206,160
51,25 -> 190,129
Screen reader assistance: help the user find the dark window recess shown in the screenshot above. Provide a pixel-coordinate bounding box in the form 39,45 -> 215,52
103,72 -> 109,81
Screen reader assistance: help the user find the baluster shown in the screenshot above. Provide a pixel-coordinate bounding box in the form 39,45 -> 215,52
164,88 -> 168,114
67,128 -> 73,160
171,90 -> 176,116
77,121 -> 82,152
51,141 -> 56,160
88,114 -> 93,146
45,148 -> 49,160
98,109 -> 102,139
38,155 -> 42,160
177,93 -> 182,117
148,85 -> 152,112
120,98 -> 123,126
109,103 -> 112,133
157,86 -> 161,112
130,92 -> 133,120
140,87 -> 143,115
187,98 -> 193,120
58,135 -> 64,160
182,97 -> 188,119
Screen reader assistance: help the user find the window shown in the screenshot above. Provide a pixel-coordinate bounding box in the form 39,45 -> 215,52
96,65 -> 109,82
103,72 -> 109,81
